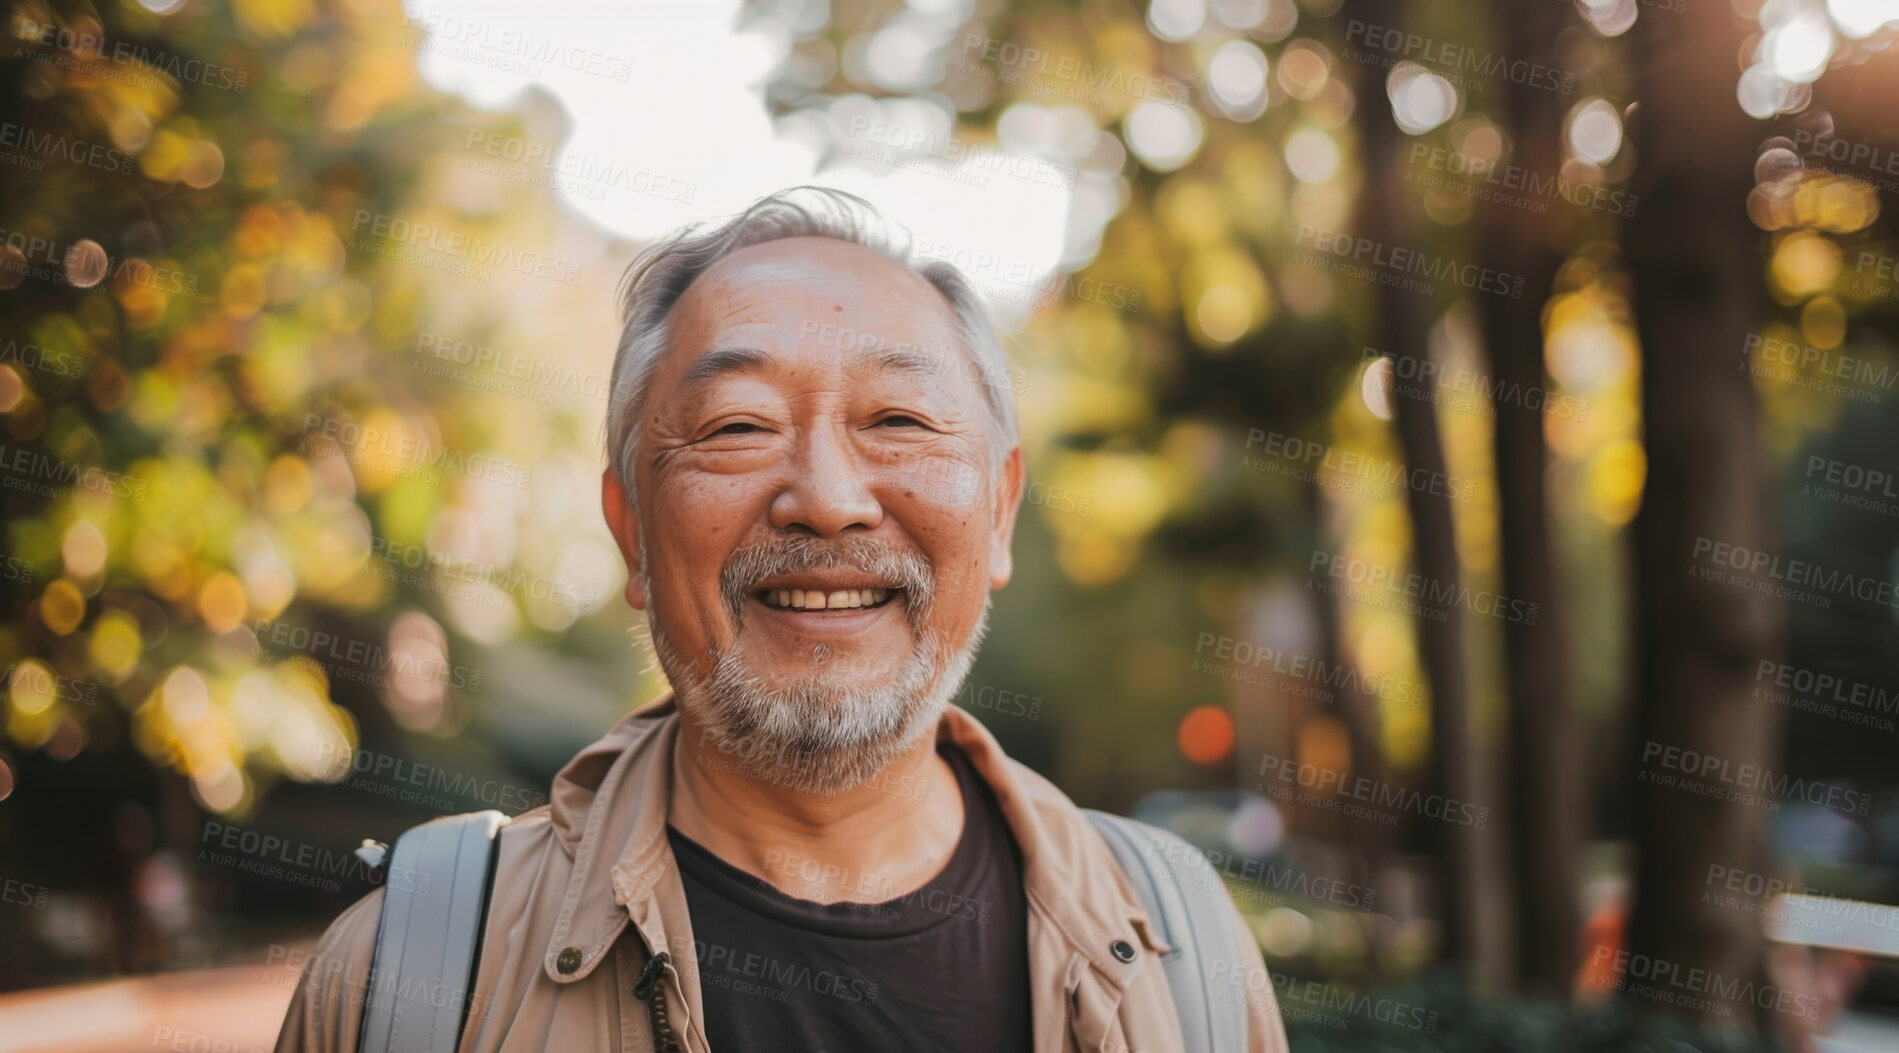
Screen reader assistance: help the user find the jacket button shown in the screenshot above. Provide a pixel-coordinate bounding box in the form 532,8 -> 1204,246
1110,939 -> 1137,963
557,947 -> 583,974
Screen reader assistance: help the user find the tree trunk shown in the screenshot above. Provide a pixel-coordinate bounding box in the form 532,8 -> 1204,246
1624,0 -> 1789,1025
1477,2 -> 1582,996
1347,0 -> 1487,980
1303,477 -> 1399,880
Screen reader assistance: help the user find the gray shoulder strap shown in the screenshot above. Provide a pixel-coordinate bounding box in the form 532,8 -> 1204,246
1084,809 -> 1249,1053
359,810 -> 509,1053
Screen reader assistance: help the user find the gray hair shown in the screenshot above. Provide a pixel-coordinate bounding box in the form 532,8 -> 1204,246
603,186 -> 1020,502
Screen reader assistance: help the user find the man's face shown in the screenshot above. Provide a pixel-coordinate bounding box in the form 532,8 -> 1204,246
603,236 -> 1023,789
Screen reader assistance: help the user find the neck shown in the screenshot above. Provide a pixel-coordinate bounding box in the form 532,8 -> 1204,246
667,708 -> 965,905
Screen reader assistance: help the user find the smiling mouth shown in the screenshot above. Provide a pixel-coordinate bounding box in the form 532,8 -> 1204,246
756,587 -> 901,612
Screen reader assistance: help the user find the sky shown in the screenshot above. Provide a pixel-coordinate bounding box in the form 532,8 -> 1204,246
401,0 -> 1084,323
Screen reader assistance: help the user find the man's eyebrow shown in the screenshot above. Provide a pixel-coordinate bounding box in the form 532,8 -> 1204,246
674,344 -> 950,401
676,346 -> 772,392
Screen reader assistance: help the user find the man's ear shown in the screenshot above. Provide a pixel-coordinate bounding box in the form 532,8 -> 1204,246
988,446 -> 1025,590
601,466 -> 649,610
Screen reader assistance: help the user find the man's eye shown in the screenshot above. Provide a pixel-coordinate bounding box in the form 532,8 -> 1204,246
709,422 -> 762,436
876,415 -> 925,428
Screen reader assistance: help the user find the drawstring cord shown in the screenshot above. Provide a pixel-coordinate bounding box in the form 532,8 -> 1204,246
632,951 -> 681,1052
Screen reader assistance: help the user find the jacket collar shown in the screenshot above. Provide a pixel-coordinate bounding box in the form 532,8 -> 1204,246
934,701 -> 1169,985
539,692 -> 1158,993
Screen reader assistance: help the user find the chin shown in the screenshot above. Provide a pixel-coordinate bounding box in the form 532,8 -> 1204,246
655,609 -> 989,795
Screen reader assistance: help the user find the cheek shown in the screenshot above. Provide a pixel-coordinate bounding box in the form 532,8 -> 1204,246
654,469 -> 769,533
647,476 -> 763,598
873,451 -> 984,511
887,477 -> 991,610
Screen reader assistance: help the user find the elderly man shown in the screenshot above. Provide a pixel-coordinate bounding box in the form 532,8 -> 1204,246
277,188 -> 1288,1052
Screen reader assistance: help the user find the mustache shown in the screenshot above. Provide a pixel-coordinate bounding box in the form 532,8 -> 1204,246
721,535 -> 935,628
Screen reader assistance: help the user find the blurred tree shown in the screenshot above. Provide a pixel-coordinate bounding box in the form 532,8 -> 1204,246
0,0 -> 413,981
1346,0 -> 1492,986
0,0 -> 614,983
1624,0 -> 1789,1026
1476,1 -> 1582,996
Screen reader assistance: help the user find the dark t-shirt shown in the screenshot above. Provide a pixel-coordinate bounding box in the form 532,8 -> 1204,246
666,742 -> 1033,1053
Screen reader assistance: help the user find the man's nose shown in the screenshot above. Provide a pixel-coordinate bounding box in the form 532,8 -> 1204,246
768,423 -> 883,535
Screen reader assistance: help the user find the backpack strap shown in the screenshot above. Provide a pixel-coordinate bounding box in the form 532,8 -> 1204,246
1083,809 -> 1249,1053
358,810 -> 509,1053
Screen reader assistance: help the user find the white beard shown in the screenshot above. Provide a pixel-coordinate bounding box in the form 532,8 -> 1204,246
633,532 -> 989,794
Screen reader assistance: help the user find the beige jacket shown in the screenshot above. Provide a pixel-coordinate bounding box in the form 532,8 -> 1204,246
275,694 -> 1289,1052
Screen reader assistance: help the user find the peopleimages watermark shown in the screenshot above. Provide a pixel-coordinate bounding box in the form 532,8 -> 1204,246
784,648 -> 1045,721
912,239 -> 1143,312
666,934 -> 880,1006
956,680 -> 1044,720
799,319 -> 1029,398
1799,454 -> 1899,519
12,19 -> 250,93
262,944 -> 502,1026
1214,960 -> 1439,1033
0,442 -> 147,502
955,34 -> 1191,106
1689,536 -> 1899,612
1565,0 -> 1685,13
1703,863 -> 1899,939
1,661 -> 101,706
1363,345 -> 1589,421
314,742 -> 548,815
0,120 -> 135,176
1191,631 -> 1424,709
840,117 -> 1078,191
1258,753 -> 1491,829
1755,660 -> 1897,734
2,877 -> 49,910
1849,249 -> 1899,304
0,227 -> 200,295
1590,946 -> 1821,1021
396,8 -> 632,81
1341,20 -> 1573,95
198,820 -> 417,894
1241,429 -> 1476,503
682,724 -> 934,803
412,330 -> 613,406
298,413 -> 534,490
0,337 -> 87,378
1293,225 -> 1526,299
347,210 -> 582,286
875,452 -> 1087,516
759,848 -> 995,925
1640,740 -> 1873,818
370,535 -> 599,613
1309,550 -> 1539,626
459,130 -> 696,205
252,618 -> 485,694
1403,144 -> 1637,217
1143,834 -> 1378,911
0,552 -> 34,584
1741,331 -> 1894,404
1792,127 -> 1899,195
149,1026 -> 269,1053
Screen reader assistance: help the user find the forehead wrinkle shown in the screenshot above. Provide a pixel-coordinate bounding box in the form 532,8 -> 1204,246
846,345 -> 943,382
675,345 -> 772,395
